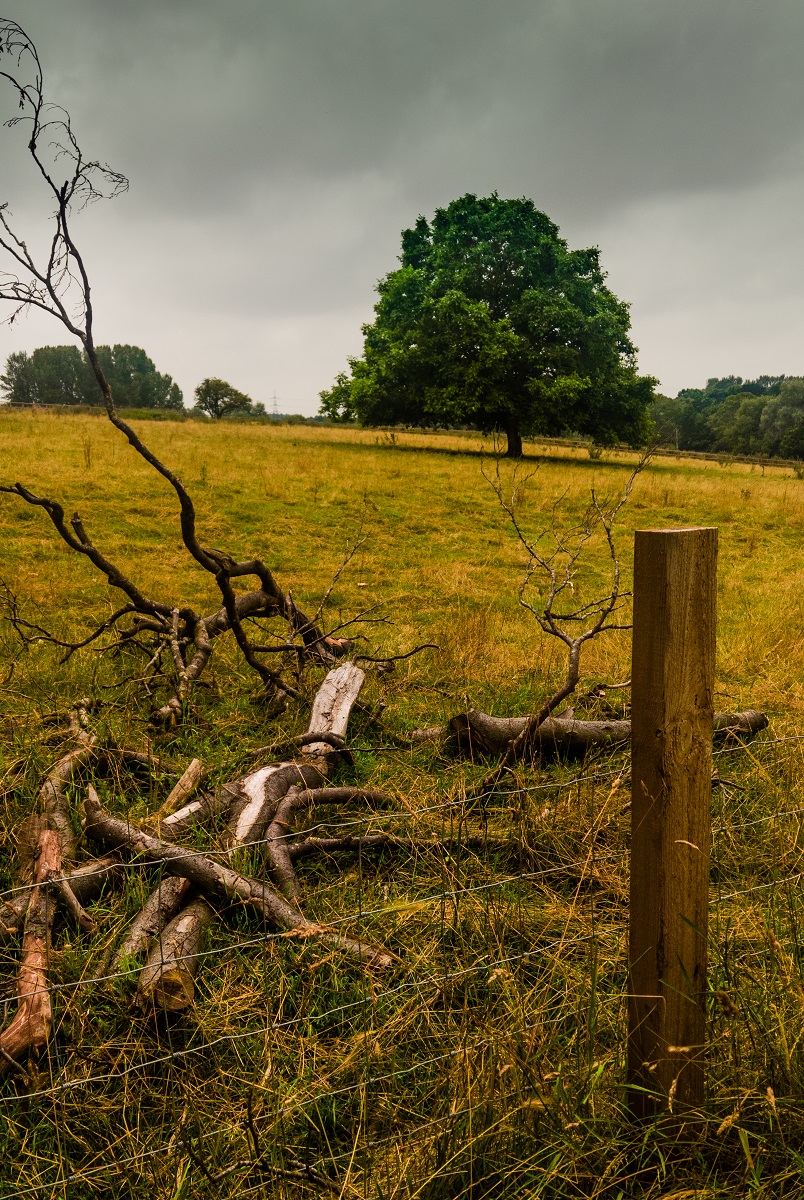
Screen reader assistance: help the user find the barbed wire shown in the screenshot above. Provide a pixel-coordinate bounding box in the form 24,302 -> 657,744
0,762 -> 630,904
0,926 -> 628,1200
2,727 -> 795,906
0,848 -> 629,1013
0,967 -> 627,1200
2,727 -> 802,1196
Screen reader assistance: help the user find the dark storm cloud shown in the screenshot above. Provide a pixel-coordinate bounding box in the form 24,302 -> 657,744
1,0 -> 803,406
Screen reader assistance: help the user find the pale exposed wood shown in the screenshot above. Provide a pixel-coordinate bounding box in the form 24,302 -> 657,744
154,758 -> 204,820
0,829 -> 60,1075
225,662 -> 366,846
225,763 -> 322,847
159,787 -> 234,839
628,527 -> 717,1117
304,661 -> 365,760
137,893 -> 216,1012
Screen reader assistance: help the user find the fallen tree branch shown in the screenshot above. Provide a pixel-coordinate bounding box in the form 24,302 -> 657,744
136,892 -> 216,1011
225,662 -> 366,847
154,758 -> 204,821
442,707 -> 769,761
84,793 -> 394,970
108,875 -> 193,976
0,829 -> 60,1076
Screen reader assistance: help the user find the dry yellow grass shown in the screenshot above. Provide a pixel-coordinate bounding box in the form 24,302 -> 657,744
1,411 -> 804,1198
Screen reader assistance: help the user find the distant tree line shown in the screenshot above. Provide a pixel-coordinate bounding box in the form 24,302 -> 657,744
1,344 -> 183,410
651,375 -> 804,458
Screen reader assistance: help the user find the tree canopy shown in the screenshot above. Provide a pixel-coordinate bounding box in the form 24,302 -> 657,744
192,377 -> 262,420
650,375 -> 804,457
0,344 -> 183,410
320,193 -> 655,456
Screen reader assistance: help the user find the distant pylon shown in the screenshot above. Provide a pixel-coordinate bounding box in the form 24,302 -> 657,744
270,390 -> 280,417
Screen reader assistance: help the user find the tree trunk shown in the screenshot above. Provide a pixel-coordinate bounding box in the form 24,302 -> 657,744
504,417 -> 523,459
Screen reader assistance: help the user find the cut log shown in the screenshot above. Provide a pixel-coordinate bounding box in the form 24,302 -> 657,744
0,829 -> 60,1076
154,758 -> 204,821
445,708 -> 769,760
136,893 -> 216,1012
109,875 -> 193,974
84,796 -> 394,970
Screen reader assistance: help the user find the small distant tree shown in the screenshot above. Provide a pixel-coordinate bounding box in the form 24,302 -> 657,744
193,377 -> 256,419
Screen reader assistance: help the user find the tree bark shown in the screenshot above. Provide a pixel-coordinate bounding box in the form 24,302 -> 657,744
504,417 -> 523,459
0,829 -> 60,1075
225,661 -> 365,846
109,875 -> 193,975
84,797 -> 394,969
136,893 -> 216,1012
444,707 -> 768,759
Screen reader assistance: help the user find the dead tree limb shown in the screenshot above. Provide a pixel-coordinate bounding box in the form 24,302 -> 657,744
108,876 -> 193,976
135,663 -> 370,1005
154,758 -> 204,822
83,794 -> 394,970
225,662 -> 366,847
0,23 -> 375,727
477,453 -> 652,789
266,785 -> 395,904
443,707 -> 769,761
0,828 -> 60,1076
136,893 -> 216,1012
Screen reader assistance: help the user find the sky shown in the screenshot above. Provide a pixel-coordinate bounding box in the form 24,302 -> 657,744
1,0 -> 803,413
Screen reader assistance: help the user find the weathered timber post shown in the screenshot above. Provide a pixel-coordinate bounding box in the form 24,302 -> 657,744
628,527 -> 717,1117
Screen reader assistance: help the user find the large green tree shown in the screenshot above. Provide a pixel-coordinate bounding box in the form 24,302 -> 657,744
320,193 -> 655,456
0,344 -> 183,409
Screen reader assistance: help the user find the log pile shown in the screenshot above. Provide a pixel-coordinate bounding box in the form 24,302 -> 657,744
0,664 -> 770,1078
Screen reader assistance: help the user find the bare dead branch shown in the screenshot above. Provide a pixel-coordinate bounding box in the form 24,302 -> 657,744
84,791 -> 394,970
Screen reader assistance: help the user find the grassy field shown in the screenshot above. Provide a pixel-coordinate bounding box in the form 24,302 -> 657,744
2,410 -> 804,1197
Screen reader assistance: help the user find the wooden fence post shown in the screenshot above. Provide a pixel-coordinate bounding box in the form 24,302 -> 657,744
628,527 -> 717,1117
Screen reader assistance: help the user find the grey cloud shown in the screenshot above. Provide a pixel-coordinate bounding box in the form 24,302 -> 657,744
1,0 -> 803,408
